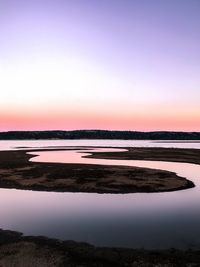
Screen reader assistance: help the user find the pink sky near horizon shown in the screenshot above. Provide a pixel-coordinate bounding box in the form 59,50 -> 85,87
0,0 -> 200,132
1,104 -> 199,131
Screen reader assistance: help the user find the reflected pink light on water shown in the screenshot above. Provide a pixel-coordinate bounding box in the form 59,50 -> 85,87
28,148 -> 126,164
1,147 -> 200,249
28,148 -> 200,185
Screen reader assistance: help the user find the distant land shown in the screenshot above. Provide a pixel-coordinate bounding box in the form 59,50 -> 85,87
0,130 -> 200,140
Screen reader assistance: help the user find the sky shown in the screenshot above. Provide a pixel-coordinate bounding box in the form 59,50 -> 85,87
0,0 -> 199,131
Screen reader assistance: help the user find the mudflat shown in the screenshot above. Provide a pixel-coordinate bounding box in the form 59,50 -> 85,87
88,146 -> 200,165
0,148 -> 194,193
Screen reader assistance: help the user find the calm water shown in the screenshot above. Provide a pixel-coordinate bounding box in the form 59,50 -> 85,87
0,140 -> 200,249
1,139 -> 200,150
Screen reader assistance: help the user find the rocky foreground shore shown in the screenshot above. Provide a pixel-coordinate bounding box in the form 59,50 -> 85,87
1,229 -> 200,267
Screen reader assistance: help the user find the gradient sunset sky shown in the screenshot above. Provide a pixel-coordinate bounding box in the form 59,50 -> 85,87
0,0 -> 199,131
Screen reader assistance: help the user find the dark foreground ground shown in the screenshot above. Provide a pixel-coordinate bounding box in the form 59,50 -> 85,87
1,229 -> 200,267
1,147 -> 200,266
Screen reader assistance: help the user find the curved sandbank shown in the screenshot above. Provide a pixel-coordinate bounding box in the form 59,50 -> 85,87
0,147 -> 195,193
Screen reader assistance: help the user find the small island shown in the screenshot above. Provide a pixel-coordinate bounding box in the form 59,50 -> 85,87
0,148 -> 195,193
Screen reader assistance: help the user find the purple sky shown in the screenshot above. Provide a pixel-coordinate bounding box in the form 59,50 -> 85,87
0,0 -> 199,131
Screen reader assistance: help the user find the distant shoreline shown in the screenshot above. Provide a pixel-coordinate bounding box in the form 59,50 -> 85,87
0,130 -> 200,140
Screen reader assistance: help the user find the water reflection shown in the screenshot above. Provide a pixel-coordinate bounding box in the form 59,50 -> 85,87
0,147 -> 200,249
1,139 -> 200,151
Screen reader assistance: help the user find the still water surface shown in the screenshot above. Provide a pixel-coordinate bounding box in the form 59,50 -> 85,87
0,140 -> 200,249
1,139 -> 200,150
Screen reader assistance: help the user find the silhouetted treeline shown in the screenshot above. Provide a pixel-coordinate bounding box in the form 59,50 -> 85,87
0,130 -> 200,140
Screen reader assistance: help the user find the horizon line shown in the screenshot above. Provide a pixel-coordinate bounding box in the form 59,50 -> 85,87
1,130 -> 200,133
